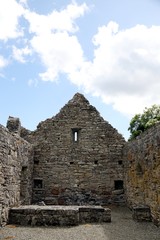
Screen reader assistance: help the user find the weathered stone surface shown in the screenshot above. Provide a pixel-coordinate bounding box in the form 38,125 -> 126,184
124,123 -> 160,227
132,205 -> 151,222
0,204 -> 2,226
0,124 -> 33,226
79,206 -> 111,223
9,205 -> 111,226
30,93 -> 125,205
0,92 -> 160,228
9,206 -> 79,226
6,116 -> 21,135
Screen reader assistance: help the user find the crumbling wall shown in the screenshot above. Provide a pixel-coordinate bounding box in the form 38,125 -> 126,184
124,123 -> 160,226
6,116 -> 21,135
31,93 -> 125,205
0,124 -> 33,226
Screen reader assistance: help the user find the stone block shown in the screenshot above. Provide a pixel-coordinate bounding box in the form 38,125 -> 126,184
9,206 -> 79,226
132,205 -> 152,222
79,206 -> 111,224
9,205 -> 111,226
0,204 -> 2,226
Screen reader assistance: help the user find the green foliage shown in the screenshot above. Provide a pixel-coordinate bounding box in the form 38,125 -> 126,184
128,104 -> 160,140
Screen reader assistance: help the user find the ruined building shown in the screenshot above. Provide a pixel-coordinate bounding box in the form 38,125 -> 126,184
0,93 -> 160,226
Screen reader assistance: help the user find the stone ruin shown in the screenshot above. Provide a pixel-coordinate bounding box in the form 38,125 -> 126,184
0,93 -> 159,227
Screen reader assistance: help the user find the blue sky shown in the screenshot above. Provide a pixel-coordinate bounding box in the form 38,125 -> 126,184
1,0 -> 160,140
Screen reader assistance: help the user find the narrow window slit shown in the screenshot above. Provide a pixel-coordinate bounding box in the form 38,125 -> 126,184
72,128 -> 81,142
74,131 -> 78,142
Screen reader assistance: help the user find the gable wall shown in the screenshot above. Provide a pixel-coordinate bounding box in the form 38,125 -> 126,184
31,94 -> 125,205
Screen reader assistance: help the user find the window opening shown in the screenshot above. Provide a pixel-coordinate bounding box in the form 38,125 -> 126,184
34,159 -> 39,165
34,179 -> 43,189
22,166 -> 27,171
74,131 -> 78,142
118,160 -> 123,165
94,160 -> 98,165
72,128 -> 80,142
114,180 -> 124,190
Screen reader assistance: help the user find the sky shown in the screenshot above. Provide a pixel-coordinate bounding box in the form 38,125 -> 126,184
1,0 -> 160,140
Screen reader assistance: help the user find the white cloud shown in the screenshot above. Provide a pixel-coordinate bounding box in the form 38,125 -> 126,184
24,2 -> 88,81
0,56 -> 8,68
24,2 -> 88,35
12,45 -> 32,63
68,22 -> 160,116
30,32 -> 84,81
0,0 -> 25,41
0,1 -> 88,82
2,0 -> 159,118
19,0 -> 28,7
23,0 -> 160,117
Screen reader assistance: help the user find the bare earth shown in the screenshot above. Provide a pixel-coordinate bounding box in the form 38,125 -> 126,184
0,207 -> 160,240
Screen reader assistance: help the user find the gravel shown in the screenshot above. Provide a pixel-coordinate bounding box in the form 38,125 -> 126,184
0,206 -> 160,240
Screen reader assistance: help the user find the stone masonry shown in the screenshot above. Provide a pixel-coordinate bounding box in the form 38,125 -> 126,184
0,92 -> 160,227
28,93 -> 125,206
9,205 -> 111,226
124,123 -> 160,226
0,120 -> 33,226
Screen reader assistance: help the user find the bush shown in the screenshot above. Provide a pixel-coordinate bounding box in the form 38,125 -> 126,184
128,104 -> 160,140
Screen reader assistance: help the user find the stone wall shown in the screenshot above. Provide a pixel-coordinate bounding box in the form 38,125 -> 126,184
30,93 -> 125,205
0,124 -> 33,226
124,123 -> 160,226
9,205 -> 111,226
1,92 -> 160,228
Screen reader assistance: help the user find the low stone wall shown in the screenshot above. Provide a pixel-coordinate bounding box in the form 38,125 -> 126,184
9,205 -> 111,226
124,123 -> 160,227
132,205 -> 151,222
79,206 -> 111,224
0,125 -> 33,226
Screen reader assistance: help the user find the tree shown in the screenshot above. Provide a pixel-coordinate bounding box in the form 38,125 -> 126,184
128,104 -> 160,140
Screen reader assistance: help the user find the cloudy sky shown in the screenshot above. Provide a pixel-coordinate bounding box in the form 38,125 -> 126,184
1,0 -> 160,139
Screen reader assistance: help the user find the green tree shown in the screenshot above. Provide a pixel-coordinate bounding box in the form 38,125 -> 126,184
128,104 -> 160,140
